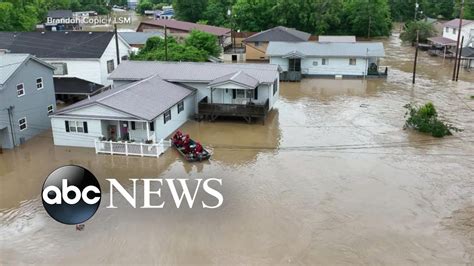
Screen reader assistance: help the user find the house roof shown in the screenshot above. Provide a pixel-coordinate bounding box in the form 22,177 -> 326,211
208,71 -> 259,89
266,42 -> 385,58
47,10 -> 73,18
244,26 -> 311,43
461,47 -> 474,58
443,19 -> 474,29
0,31 -> 116,59
119,32 -> 164,45
54,77 -> 103,95
319,35 -> 356,43
0,53 -> 54,86
108,61 -> 279,84
427,36 -> 458,46
138,20 -> 230,36
54,75 -> 194,121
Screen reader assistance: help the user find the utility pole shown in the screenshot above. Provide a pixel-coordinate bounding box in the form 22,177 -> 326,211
414,1 -> 419,21
114,24 -> 120,65
164,25 -> 168,61
412,30 -> 419,84
456,36 -> 465,81
367,0 -> 372,39
452,0 -> 464,81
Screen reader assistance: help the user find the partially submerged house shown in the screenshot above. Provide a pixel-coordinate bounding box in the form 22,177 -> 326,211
461,46 -> 474,69
0,54 -> 56,149
50,62 -> 280,149
137,19 -> 231,46
266,41 -> 385,80
428,19 -> 474,57
243,26 -> 311,62
0,31 -> 131,102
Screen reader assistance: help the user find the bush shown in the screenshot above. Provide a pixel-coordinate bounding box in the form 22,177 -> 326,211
404,102 -> 462,137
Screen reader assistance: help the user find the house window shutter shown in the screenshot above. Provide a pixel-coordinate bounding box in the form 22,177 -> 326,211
131,121 -> 136,130
254,87 -> 258,100
150,122 -> 154,131
83,122 -> 88,133
232,89 -> 236,99
65,121 -> 70,132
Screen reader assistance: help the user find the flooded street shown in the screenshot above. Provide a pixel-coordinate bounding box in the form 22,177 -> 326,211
1,34 -> 474,264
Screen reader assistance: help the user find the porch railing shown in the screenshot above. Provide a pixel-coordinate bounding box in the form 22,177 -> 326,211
198,99 -> 269,118
94,139 -> 172,158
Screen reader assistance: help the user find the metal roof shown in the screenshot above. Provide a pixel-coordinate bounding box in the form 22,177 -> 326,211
208,71 -> 259,89
245,26 -> 311,43
55,75 -> 194,121
427,36 -> 458,46
461,47 -> 474,58
319,35 -> 356,43
443,19 -> 474,29
119,32 -> 164,45
108,61 -> 279,84
266,41 -> 385,58
0,54 -> 54,86
138,20 -> 230,36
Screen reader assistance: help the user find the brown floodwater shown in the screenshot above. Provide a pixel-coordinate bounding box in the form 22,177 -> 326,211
1,34 -> 474,264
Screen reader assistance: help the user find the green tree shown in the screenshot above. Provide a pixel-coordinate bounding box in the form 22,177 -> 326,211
136,0 -> 154,14
274,0 -> 343,34
232,0 -> 276,31
344,0 -> 392,37
0,2 -> 15,31
400,21 -> 437,43
174,0 -> 208,22
202,0 -> 235,27
185,30 -> 220,57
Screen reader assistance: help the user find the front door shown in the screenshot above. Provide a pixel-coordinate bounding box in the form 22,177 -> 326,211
119,121 -> 129,140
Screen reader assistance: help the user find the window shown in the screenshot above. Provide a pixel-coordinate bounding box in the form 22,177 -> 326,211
255,42 -> 261,47
65,120 -> 88,133
36,78 -> 43,90
322,58 -> 329,65
312,61 -> 318,66
47,105 -> 54,114
107,60 -> 115,73
236,89 -> 245,98
273,79 -> 278,95
453,28 -> 456,34
177,101 -> 184,113
246,90 -> 254,99
19,117 -> 27,131
17,83 -> 25,97
445,27 -> 449,33
349,58 -> 357,65
288,58 -> 301,71
52,63 -> 68,75
163,109 -> 171,124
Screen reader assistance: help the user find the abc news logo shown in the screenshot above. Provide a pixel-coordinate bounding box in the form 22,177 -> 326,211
42,165 -> 223,224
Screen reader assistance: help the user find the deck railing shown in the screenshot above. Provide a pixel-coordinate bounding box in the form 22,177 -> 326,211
198,99 -> 269,118
94,139 -> 172,158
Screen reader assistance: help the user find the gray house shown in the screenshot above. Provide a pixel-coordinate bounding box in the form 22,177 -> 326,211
0,54 -> 56,149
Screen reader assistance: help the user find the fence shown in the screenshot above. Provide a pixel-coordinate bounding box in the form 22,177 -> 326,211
94,139 -> 172,158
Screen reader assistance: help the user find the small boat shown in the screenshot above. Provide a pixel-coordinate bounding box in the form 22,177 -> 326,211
172,132 -> 211,162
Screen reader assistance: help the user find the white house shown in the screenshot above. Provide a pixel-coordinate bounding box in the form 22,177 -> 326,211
0,31 -> 131,99
50,61 -> 280,149
442,19 -> 474,47
266,41 -> 385,80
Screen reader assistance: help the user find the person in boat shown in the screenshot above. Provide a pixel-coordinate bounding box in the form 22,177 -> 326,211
173,131 -> 183,145
183,135 -> 191,153
194,142 -> 203,154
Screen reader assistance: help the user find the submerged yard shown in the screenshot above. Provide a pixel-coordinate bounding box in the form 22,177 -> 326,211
1,34 -> 474,264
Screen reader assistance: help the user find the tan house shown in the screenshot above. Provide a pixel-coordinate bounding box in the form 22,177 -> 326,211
244,26 -> 311,62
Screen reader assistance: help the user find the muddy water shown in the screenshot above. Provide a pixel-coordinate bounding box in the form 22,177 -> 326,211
1,34 -> 474,264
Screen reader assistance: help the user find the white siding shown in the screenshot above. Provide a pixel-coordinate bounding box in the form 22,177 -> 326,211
271,56 -> 369,76
153,93 -> 195,140
443,24 -> 474,47
99,37 -> 131,86
47,59 -> 102,85
51,117 -> 101,147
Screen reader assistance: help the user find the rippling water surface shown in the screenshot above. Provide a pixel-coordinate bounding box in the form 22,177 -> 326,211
1,34 -> 473,264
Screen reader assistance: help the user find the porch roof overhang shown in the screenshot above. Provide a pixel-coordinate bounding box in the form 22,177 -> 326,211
208,70 -> 260,90
282,51 -> 306,59
50,113 -> 145,121
427,36 -> 457,46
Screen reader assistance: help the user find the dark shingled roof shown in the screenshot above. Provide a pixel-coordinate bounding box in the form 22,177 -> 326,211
54,77 -> 103,95
0,31 -> 115,59
245,26 -> 311,43
461,47 -> 474,58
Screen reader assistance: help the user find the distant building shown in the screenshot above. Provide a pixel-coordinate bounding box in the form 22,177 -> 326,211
266,41 -> 386,80
243,26 -> 311,62
119,32 -> 164,52
45,10 -> 80,31
154,7 -> 174,20
442,19 -> 474,47
50,61 -> 280,148
137,19 -> 231,46
0,32 -> 131,102
0,54 -> 56,149
127,0 -> 138,9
